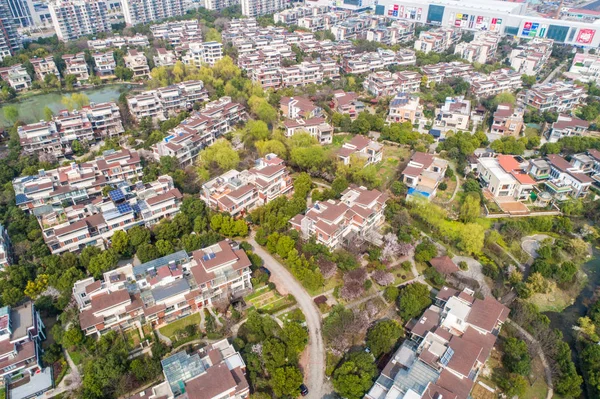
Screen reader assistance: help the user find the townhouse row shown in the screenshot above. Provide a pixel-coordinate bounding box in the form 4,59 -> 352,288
73,239 -> 252,336
151,97 -> 247,167
18,102 -> 123,158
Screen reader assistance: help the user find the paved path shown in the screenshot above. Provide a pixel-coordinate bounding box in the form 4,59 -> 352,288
441,164 -> 460,205
43,350 -> 81,398
507,319 -> 554,399
246,238 -> 328,399
542,60 -> 567,84
452,256 -> 492,297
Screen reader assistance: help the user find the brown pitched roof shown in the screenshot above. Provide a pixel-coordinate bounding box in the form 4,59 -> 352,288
185,363 -> 237,399
429,256 -> 459,275
466,296 -> 510,332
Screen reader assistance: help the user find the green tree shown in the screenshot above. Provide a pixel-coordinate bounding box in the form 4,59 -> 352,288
3,105 -> 18,124
136,243 -> 160,263
281,322 -> 308,358
127,226 -> 151,249
460,193 -> 480,223
397,283 -> 431,321
80,246 -> 102,268
62,325 -> 84,348
332,352 -> 377,399
197,139 -> 240,171
205,28 -> 222,42
43,106 -> 54,121
271,366 -> 302,397
502,337 -> 531,376
383,286 -> 399,302
414,240 -> 437,262
87,249 -> 119,278
366,320 -> 404,357
111,230 -> 129,255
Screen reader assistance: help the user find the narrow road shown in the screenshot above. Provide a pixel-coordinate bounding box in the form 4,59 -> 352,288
442,165 -> 460,204
506,319 -> 554,399
542,60 -> 567,84
43,349 -> 81,398
246,238 -> 327,399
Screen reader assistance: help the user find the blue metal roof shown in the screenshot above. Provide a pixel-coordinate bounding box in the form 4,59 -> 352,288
133,250 -> 190,276
15,194 -> 29,205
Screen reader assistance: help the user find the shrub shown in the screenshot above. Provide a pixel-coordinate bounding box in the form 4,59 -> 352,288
314,295 -> 327,305
458,261 -> 468,271
383,286 -> 399,302
438,182 -> 448,191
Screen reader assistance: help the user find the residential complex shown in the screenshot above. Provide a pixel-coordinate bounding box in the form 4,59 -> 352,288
0,0 -> 21,61
127,80 -> 210,121
290,185 -> 387,249
283,117 -> 333,145
342,48 -> 416,74
154,48 -> 177,67
519,82 -> 585,112
49,0 -> 110,42
366,287 -> 509,399
203,0 -> 238,11
152,96 -> 247,167
454,31 -> 500,64
63,53 -> 90,83
435,96 -> 471,132
468,69 -> 522,98
181,41 -> 223,66
363,70 -> 422,97
401,152 -> 448,200
0,303 -> 49,395
141,339 -> 250,399
17,102 -> 123,157
490,103 -> 524,138
567,52 -> 600,83
124,50 -> 151,78
241,0 -> 286,18
150,20 -> 203,47
541,153 -> 594,199
280,96 -> 322,120
337,135 -> 383,166
87,34 -> 150,50
547,114 -> 590,143
331,90 -> 365,119
388,92 -> 423,124
421,62 -> 474,86
30,56 -> 60,80
121,0 -> 185,26
478,155 -> 535,201
201,153 -> 293,217
414,27 -> 461,53
92,51 -> 116,77
0,64 -> 31,91
509,38 -> 553,76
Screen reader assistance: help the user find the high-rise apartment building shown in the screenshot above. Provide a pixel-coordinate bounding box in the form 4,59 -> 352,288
7,0 -> 35,27
120,0 -> 184,26
0,0 -> 21,61
49,0 -> 111,42
241,0 -> 287,17
203,0 -> 238,11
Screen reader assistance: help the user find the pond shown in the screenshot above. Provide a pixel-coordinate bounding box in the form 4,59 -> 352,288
0,84 -> 136,127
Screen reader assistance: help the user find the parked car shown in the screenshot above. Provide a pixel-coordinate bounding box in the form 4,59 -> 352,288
300,384 -> 309,396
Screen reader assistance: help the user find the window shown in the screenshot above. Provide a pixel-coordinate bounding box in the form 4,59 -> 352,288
64,239 -> 73,245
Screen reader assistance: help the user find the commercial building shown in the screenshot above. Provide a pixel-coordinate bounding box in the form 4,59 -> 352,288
478,155 -> 534,201
0,303 -> 47,392
151,96 -> 246,167
331,90 -> 365,119
73,241 -> 252,336
201,153 -> 293,217
366,287 -> 509,399
241,0 -> 286,18
401,152 -> 448,200
374,0 -> 600,48
136,339 -> 249,399
509,38 -> 553,76
290,185 -> 387,249
490,103 -> 524,138
0,224 -> 11,269
337,135 -> 383,166
454,31 -> 500,64
30,56 -> 60,80
0,0 -> 22,60
121,0 -> 184,26
124,50 -> 150,78
388,92 -> 423,124
49,0 -> 110,41
519,82 -> 585,112
62,53 -> 90,83
363,70 -> 422,97
0,64 -> 31,91
414,27 -> 461,53
547,114 -> 590,143
435,96 -> 471,132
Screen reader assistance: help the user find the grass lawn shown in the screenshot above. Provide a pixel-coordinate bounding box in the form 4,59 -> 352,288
126,329 -> 141,348
69,350 -> 83,366
246,287 -> 296,313
279,308 -> 306,324
391,269 -> 414,286
521,356 -> 549,399
332,134 -> 352,146
376,145 -> 411,188
142,323 -> 153,337
158,313 -> 201,339
528,286 -> 576,312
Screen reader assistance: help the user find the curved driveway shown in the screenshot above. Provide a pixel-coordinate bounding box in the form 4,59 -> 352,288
246,238 -> 326,399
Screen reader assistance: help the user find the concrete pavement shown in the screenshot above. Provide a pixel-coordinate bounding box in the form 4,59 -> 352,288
246,238 -> 328,399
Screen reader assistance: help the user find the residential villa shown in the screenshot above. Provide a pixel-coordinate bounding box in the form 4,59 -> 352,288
0,224 -> 10,269
280,96 -> 322,120
435,96 -> 471,132
62,53 -> 89,83
490,104 -> 524,138
337,135 -> 383,166
331,90 -> 365,119
478,155 -> 535,201
366,287 -> 509,399
400,152 -> 448,200
388,92 -> 423,124
290,185 -> 387,249
201,154 -> 293,217
124,50 -> 150,78
283,117 -> 333,145
547,114 -> 590,143
0,64 -> 31,91
30,56 -> 60,81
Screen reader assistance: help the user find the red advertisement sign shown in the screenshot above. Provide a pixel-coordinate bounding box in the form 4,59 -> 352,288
577,29 -> 595,44
393,4 -> 398,10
